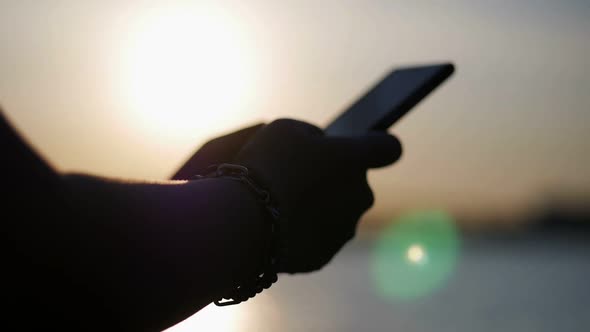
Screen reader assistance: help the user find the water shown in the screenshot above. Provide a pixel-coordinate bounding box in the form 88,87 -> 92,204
169,232 -> 590,331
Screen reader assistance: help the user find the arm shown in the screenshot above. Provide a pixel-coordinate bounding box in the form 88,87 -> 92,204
60,175 -> 268,331
2,112 -> 268,331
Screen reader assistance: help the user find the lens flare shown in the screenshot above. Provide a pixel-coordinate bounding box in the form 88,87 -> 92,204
370,210 -> 460,300
406,244 -> 427,265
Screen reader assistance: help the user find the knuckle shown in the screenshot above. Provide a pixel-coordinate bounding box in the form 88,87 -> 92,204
354,174 -> 374,209
391,136 -> 403,162
363,184 -> 375,209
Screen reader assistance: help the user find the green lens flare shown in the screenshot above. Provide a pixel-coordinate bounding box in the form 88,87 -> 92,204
370,210 -> 460,300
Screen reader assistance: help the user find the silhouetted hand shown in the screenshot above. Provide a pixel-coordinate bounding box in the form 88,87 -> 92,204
234,119 -> 402,273
171,123 -> 265,180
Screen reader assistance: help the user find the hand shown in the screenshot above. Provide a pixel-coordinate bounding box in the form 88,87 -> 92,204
171,123 -> 265,180
234,119 -> 402,273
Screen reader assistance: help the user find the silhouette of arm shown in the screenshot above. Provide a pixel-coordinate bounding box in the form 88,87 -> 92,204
62,174 -> 268,331
1,112 -> 268,331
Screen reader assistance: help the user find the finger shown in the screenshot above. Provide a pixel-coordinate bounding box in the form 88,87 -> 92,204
171,123 -> 265,179
322,132 -> 402,169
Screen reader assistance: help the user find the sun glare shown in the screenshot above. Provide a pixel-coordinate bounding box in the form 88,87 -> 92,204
120,5 -> 256,135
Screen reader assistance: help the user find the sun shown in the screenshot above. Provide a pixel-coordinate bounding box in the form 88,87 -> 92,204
119,5 -> 256,135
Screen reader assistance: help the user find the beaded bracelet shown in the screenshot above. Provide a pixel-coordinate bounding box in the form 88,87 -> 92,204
194,163 -> 280,306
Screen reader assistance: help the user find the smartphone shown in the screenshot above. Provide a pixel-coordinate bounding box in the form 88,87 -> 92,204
324,63 -> 454,136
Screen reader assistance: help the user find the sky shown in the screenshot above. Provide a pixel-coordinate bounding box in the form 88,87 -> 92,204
1,0 -> 589,225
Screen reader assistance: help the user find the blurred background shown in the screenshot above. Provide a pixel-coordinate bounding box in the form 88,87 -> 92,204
1,0 -> 589,331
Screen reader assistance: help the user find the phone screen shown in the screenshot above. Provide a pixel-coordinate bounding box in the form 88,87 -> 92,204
325,63 -> 454,136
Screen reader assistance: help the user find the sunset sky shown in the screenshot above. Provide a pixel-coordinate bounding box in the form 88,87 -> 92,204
1,0 -> 589,224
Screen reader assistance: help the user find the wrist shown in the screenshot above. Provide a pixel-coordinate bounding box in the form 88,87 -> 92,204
193,164 -> 282,305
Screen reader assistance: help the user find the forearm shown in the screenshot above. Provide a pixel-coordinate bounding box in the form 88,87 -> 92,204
1,111 -> 267,330
61,174 -> 267,331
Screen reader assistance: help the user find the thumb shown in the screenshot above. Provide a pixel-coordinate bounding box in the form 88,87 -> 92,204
323,132 -> 402,169
171,123 -> 265,179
